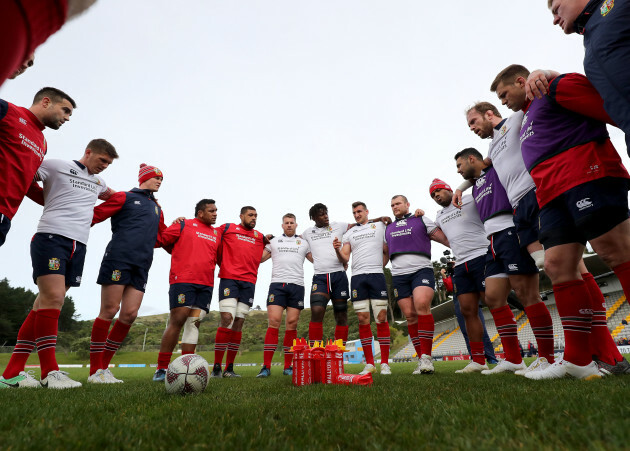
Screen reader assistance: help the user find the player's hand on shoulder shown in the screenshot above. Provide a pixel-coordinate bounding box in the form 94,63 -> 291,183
381,216 -> 392,225
413,209 -> 424,217
171,216 -> 185,225
525,70 -> 550,100
452,190 -> 463,209
264,234 -> 274,245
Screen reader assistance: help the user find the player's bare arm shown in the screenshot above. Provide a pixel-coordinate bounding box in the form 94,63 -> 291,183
333,239 -> 351,265
430,228 -> 450,248
261,249 -> 272,263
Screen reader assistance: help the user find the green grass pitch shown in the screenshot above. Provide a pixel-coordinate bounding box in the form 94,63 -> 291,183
1,356 -> 629,450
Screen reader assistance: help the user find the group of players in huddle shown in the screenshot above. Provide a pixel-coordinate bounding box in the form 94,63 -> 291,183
2,58 -> 630,390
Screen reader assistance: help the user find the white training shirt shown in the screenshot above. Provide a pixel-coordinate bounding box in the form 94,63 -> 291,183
36,159 -> 107,244
342,221 -> 386,275
434,195 -> 488,265
302,221 -> 349,275
390,216 -> 437,276
265,234 -> 311,285
488,112 -> 536,208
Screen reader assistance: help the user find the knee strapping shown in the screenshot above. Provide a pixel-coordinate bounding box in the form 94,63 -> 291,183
332,301 -> 348,313
310,294 -> 329,309
370,299 -> 388,323
181,316 -> 200,344
219,298 -> 237,327
235,302 -> 251,319
530,250 -> 545,269
353,300 -> 370,314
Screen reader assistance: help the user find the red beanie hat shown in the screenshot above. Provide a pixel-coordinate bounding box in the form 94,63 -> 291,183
138,163 -> 163,185
429,178 -> 452,196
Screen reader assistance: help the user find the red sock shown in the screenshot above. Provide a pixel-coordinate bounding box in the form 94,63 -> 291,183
283,329 -> 297,369
157,352 -> 172,370
334,325 -> 349,347
2,310 -> 37,379
89,318 -> 111,375
263,327 -> 279,368
407,323 -> 422,358
225,330 -> 242,367
181,349 -> 193,355
554,280 -> 592,366
358,324 -> 374,365
417,314 -> 434,356
309,322 -> 323,346
613,261 -> 630,305
470,341 -> 485,365
213,327 -> 231,366
490,305 -> 522,364
583,272 -> 624,365
376,322 -> 390,365
35,309 -> 60,379
101,320 -> 131,369
524,302 -> 555,363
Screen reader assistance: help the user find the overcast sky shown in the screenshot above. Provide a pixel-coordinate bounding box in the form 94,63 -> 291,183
1,1 -> 627,322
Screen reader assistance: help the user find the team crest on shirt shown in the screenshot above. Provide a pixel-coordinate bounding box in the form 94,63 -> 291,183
296,239 -> 301,245
600,0 -> 614,16
312,284 -> 318,292
111,270 -> 121,281
224,288 -> 230,296
213,230 -> 217,235
254,231 -> 259,237
48,258 -> 60,271
370,224 -> 376,229
352,290 -> 358,299
269,294 -> 275,303
500,125 -> 507,136
327,226 -> 332,231
178,294 -> 186,304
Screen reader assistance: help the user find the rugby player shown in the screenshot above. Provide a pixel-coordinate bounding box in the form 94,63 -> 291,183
1,0 -> 97,86
302,203 -> 390,347
333,202 -> 392,375
429,179 -> 492,373
456,101 -> 556,375
151,199 -> 221,382
386,195 -> 449,374
88,164 -> 166,383
0,139 -> 117,389
0,87 -> 75,247
257,213 -> 312,378
455,148 -> 539,375
492,64 -> 630,378
211,206 -> 268,378
529,0 -> 630,153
